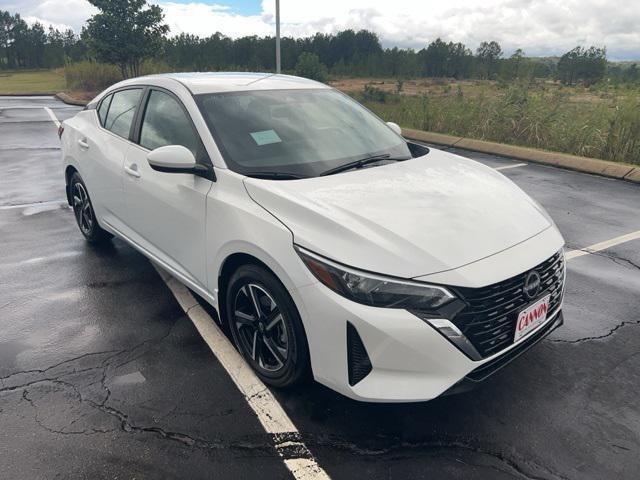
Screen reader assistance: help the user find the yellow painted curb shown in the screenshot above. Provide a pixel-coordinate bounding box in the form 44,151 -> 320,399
403,128 -> 639,184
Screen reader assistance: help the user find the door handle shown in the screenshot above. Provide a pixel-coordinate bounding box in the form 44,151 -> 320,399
78,139 -> 89,149
124,164 -> 141,178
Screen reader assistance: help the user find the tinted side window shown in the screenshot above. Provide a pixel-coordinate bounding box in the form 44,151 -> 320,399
104,89 -> 142,139
140,90 -> 200,157
97,94 -> 112,126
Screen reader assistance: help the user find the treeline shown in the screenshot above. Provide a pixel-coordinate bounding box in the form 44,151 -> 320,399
1,6 -> 638,86
0,11 -> 86,69
162,32 -> 632,86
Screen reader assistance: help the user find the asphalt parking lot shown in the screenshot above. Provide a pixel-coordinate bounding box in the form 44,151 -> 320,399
1,95 -> 639,480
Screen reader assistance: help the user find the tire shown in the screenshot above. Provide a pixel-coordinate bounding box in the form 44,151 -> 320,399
69,172 -> 112,243
225,264 -> 310,388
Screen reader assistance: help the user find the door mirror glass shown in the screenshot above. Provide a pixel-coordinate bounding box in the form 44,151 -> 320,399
387,121 -> 402,136
147,145 -> 197,173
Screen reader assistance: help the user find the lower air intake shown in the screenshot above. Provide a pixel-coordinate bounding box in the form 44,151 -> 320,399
347,322 -> 372,386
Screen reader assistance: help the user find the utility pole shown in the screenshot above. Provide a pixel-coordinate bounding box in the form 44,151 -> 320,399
275,0 -> 281,74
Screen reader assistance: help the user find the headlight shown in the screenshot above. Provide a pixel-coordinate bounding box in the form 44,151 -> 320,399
295,246 -> 455,310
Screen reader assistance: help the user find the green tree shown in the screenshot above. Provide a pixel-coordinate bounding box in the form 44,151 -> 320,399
295,52 -> 327,82
557,46 -> 606,86
0,10 -> 17,68
625,64 -> 639,84
85,0 -> 169,78
421,38 -> 449,77
476,41 -> 503,79
506,48 -> 525,80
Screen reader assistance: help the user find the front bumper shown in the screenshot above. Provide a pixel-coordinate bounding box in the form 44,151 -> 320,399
295,278 -> 564,403
442,310 -> 564,396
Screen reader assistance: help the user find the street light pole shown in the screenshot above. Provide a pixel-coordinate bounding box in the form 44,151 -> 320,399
275,0 -> 281,74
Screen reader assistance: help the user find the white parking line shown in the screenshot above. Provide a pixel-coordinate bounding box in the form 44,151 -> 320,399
566,230 -> 640,260
0,199 -> 67,210
44,107 -> 61,128
495,163 -> 528,171
154,265 -> 331,480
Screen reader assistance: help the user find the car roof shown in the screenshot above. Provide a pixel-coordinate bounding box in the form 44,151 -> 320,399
117,72 -> 330,95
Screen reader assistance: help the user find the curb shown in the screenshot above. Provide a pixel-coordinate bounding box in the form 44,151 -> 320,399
403,128 -> 640,184
55,92 -> 88,106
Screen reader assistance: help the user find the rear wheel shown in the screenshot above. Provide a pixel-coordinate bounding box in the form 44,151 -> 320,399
225,264 -> 310,388
69,172 -> 112,243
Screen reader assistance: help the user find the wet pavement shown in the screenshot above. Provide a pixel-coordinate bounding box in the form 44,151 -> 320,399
1,96 -> 639,479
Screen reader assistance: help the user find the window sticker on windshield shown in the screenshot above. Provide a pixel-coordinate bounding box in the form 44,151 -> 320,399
250,129 -> 281,146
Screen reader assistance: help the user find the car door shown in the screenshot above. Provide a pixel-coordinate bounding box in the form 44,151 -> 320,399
123,87 -> 213,288
82,88 -> 143,231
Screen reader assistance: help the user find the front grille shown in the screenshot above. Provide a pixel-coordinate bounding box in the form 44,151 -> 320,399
452,250 -> 565,359
465,311 -> 563,382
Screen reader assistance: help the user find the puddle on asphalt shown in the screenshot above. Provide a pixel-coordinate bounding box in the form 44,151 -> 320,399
112,371 -> 147,386
21,202 -> 68,216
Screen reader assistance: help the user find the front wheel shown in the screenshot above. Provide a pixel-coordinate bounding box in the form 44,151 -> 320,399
69,172 -> 112,243
225,264 -> 310,388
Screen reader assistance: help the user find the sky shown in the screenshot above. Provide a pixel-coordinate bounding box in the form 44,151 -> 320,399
1,0 -> 639,60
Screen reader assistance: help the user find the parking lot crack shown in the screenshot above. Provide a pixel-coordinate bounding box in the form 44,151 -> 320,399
565,245 -> 640,271
21,388 -> 117,437
548,317 -> 640,344
0,350 -> 121,383
305,435 -> 571,480
589,250 -> 640,271
8,376 -> 270,451
86,399 -> 274,453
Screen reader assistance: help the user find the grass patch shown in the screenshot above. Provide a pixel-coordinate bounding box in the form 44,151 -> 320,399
352,80 -> 640,165
64,61 -> 121,93
0,69 -> 66,94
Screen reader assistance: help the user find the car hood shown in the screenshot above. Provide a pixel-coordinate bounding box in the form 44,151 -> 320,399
244,149 -> 553,279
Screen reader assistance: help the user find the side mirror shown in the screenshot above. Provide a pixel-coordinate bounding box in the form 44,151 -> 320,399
147,145 -> 197,174
387,122 -> 402,136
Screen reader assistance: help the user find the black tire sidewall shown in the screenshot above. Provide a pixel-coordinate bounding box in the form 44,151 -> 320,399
70,172 -> 110,243
225,264 -> 310,388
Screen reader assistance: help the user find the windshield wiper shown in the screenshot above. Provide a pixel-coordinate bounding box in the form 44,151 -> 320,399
319,154 -> 408,176
247,171 -> 305,180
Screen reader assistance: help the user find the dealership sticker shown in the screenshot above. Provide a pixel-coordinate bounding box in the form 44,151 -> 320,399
250,129 -> 282,146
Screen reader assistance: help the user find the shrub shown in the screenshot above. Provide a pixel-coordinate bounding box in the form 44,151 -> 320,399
362,84 -> 391,103
602,102 -> 640,163
139,59 -> 172,75
294,52 -> 327,82
356,82 -> 640,165
64,61 -> 120,92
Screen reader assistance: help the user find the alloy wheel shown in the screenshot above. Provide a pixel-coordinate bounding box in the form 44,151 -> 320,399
233,283 -> 289,372
72,182 -> 93,235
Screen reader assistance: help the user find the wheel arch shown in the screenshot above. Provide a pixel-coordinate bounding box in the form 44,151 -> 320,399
216,248 -> 311,343
217,252 -> 286,324
217,250 -> 314,381
219,252 -> 271,297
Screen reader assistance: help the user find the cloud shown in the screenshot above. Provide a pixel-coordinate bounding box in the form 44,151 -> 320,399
3,0 -> 638,60
2,0 -> 97,32
160,2 -> 272,38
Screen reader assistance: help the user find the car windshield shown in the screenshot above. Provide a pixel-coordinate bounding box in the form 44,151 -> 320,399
195,88 -> 411,178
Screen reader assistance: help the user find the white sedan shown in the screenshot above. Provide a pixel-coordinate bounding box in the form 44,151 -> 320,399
60,73 -> 565,402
